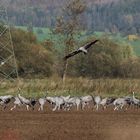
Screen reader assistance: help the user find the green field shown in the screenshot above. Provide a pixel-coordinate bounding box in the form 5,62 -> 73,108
16,26 -> 140,56
16,26 -> 53,41
1,77 -> 140,98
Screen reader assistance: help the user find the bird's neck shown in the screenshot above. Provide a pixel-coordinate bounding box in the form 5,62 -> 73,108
133,93 -> 135,99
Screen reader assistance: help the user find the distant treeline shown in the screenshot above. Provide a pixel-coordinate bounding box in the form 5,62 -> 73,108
2,0 -> 139,35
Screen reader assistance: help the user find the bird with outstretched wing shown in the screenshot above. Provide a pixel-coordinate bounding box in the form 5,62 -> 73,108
64,39 -> 99,60
84,40 -> 99,49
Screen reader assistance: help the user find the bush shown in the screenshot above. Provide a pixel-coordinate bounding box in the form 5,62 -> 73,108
119,57 -> 140,78
55,37 -> 136,78
64,38 -> 127,78
11,28 -> 54,77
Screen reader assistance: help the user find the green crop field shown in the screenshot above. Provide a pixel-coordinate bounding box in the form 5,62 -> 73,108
16,26 -> 52,41
131,40 -> 140,56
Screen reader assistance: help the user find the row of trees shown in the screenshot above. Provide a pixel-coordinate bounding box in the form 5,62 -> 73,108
1,24 -> 140,78
67,42 -> 140,78
12,28 -> 140,78
2,0 -> 139,35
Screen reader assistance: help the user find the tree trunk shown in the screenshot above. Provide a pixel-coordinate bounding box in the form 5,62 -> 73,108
62,60 -> 68,84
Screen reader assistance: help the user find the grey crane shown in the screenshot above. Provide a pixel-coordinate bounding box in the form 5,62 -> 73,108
64,40 -> 99,60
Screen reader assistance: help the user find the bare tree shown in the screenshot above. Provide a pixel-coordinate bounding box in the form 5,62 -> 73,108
55,0 -> 86,83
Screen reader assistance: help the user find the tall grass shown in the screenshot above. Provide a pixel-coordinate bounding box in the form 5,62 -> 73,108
0,77 -> 140,98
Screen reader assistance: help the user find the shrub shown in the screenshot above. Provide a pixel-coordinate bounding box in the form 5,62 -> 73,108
11,28 -> 54,77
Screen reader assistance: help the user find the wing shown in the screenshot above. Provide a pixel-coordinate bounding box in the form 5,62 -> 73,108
63,50 -> 81,60
84,40 -> 99,49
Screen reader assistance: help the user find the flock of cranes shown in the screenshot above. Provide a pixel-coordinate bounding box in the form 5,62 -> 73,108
1,40 -> 140,112
0,92 -> 140,111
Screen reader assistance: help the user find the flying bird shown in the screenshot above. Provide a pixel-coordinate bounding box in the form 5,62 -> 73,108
63,40 -> 99,60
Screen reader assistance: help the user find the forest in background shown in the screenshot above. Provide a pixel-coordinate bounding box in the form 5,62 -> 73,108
0,0 -> 140,35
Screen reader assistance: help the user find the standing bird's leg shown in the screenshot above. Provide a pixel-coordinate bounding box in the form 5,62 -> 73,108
77,105 -> 79,111
82,102 -> 86,110
114,105 -> 118,110
38,106 -> 41,111
96,104 -> 99,110
26,105 -> 29,111
120,104 -> 124,110
10,105 -> 16,111
40,105 -> 44,111
52,105 -> 57,111
58,105 -> 60,110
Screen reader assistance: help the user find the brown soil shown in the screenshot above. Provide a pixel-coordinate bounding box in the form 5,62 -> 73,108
0,106 -> 140,140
